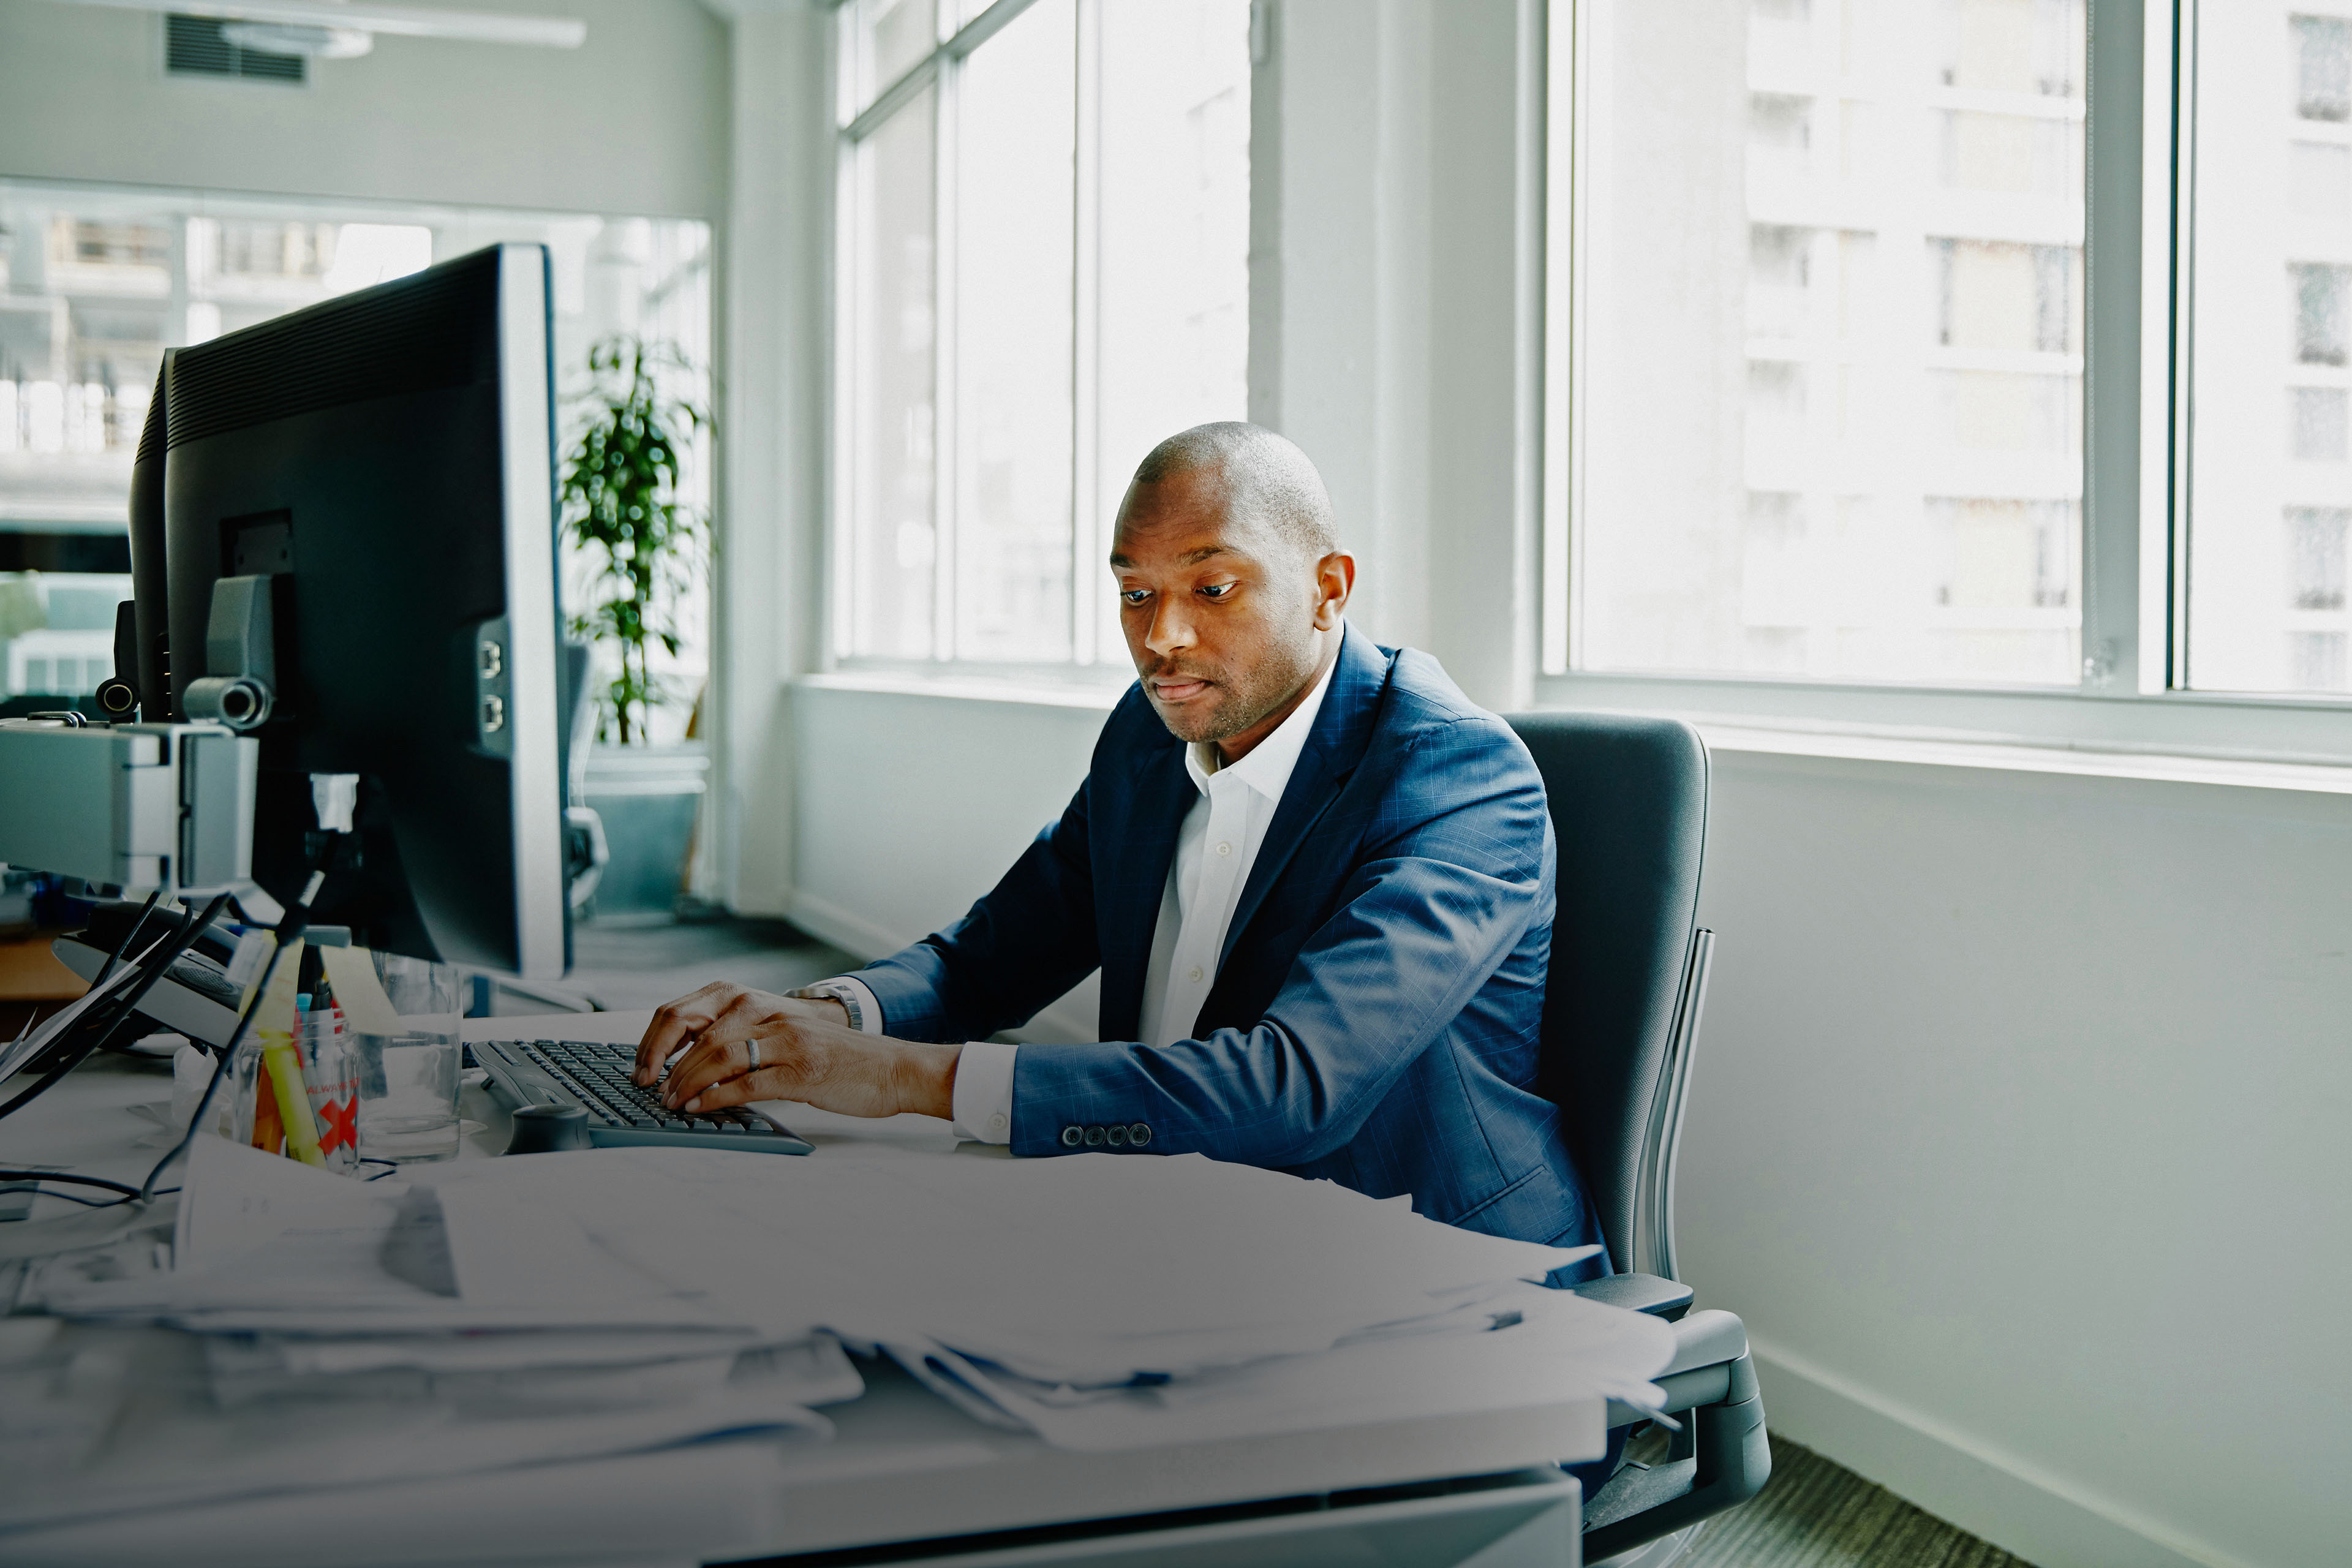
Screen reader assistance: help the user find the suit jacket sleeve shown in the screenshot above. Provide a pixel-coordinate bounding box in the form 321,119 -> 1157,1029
845,774 -> 1103,1044
1008,715 -> 1550,1165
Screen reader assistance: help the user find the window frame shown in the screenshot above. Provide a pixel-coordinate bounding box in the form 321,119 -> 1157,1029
1539,0 -> 2352,764
824,0 -> 1155,686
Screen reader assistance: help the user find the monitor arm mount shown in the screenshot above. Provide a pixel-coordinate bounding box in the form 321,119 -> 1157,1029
182,575 -> 280,733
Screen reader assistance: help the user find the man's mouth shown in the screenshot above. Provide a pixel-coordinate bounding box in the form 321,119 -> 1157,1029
1150,676 -> 1213,703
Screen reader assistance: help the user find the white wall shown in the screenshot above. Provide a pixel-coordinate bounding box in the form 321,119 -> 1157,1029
752,4 -> 2347,1564
0,0 -> 728,219
1686,749 -> 2352,1568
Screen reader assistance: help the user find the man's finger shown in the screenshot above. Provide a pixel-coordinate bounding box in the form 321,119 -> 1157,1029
661,1035 -> 769,1109
634,982 -> 739,1082
677,1065 -> 777,1113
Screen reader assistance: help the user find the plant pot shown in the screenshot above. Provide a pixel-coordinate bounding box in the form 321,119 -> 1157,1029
579,741 -> 707,924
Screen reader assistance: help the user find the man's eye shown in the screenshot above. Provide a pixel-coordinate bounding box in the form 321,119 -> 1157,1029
1120,589 -> 1152,606
1199,583 -> 1236,600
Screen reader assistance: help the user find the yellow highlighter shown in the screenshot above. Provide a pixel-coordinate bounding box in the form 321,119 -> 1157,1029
255,939 -> 325,1167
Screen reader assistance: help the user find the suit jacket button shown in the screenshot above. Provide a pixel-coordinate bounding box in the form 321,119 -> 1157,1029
1060,1125 -> 1084,1148
1084,1125 -> 1106,1147
1105,1124 -> 1128,1147
1128,1123 -> 1152,1147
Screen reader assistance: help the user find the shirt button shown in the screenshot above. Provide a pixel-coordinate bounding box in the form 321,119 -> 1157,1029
988,1112 -> 1006,1133
1215,841 -> 1232,856
1060,1125 -> 1084,1148
1186,965 -> 1204,982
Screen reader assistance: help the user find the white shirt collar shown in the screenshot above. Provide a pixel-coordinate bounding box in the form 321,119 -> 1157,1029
1183,630 -> 1342,803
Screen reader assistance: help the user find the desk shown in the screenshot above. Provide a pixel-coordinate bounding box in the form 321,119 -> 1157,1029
1,1012 -> 1597,1567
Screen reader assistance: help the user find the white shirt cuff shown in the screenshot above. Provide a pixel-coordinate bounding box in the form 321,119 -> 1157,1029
796,976 -> 884,1035
951,1039 -> 1019,1144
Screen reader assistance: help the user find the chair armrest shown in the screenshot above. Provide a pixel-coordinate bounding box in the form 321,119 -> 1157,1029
1584,1307 -> 1772,1561
1569,1272 -> 1694,1318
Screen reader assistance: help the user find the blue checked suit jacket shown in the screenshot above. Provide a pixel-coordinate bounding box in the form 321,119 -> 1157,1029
850,626 -> 1606,1265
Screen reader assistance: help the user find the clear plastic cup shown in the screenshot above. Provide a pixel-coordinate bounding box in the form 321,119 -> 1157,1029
354,955 -> 463,1164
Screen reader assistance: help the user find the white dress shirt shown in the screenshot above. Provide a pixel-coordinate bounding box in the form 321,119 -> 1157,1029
809,641 -> 1341,1146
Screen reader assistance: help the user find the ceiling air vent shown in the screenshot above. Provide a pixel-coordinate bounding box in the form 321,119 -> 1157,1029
165,15 -> 306,83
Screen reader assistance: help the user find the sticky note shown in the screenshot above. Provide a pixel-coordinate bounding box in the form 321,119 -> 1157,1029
318,944 -> 404,1037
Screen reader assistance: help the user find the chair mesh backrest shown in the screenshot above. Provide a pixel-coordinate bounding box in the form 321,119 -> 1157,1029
1505,712 -> 1708,1276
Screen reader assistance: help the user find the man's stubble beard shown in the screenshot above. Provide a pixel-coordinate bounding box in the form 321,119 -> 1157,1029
1144,628 -> 1324,747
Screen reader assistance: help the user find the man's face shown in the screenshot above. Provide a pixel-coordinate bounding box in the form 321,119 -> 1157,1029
1110,466 -> 1333,750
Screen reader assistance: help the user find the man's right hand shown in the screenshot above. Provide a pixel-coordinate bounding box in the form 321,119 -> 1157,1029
631,982 -> 848,1087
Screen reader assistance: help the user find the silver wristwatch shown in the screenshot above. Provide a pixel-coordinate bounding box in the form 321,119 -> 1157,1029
790,980 -> 867,1033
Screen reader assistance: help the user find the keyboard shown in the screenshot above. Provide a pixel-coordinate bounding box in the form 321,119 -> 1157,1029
473,1038 -> 815,1155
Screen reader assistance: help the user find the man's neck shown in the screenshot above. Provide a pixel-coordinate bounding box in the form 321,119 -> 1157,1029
1215,631 -> 1340,767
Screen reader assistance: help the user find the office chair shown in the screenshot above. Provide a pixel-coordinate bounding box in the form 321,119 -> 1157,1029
1504,711 -> 1771,1566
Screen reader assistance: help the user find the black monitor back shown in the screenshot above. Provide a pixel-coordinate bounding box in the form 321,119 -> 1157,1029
146,244 -> 567,977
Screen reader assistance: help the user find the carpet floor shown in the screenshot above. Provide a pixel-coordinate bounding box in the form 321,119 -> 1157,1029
1672,1436 -> 2033,1568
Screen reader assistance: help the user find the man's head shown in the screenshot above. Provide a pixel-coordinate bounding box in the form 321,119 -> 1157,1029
1110,422 -> 1354,760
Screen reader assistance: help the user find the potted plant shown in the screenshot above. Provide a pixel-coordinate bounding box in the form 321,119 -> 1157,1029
561,337 -> 710,922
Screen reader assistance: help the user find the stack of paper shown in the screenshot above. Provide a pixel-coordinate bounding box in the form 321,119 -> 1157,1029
15,1130 -> 1677,1493
4,1140 -> 855,1540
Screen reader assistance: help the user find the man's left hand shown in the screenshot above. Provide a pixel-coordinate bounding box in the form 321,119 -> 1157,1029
635,982 -> 959,1121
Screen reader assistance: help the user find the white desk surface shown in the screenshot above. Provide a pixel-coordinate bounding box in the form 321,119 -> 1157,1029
0,1012 -> 1600,1566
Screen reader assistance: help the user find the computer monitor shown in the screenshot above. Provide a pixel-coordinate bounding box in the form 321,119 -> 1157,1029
129,243 -> 567,978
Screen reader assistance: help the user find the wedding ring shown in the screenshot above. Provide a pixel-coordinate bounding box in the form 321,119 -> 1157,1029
747,1039 -> 763,1069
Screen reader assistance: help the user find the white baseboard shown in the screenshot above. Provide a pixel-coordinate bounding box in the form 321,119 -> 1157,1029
782,891 -> 1096,1044
1751,1336 -> 2245,1568
783,889 -> 905,965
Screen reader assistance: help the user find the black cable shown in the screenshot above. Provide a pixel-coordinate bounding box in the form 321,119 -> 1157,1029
0,895 -> 231,1125
89,888 -> 164,992
1,1185 -> 123,1209
139,851 -> 338,1204
89,891 -> 183,1057
0,1169 -> 141,1197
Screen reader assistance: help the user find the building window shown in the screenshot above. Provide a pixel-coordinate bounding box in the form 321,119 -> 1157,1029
2287,507 -> 2348,611
832,0 -> 1251,669
1550,0 -> 2087,685
2185,15 -> 2352,696
2292,15 -> 2352,123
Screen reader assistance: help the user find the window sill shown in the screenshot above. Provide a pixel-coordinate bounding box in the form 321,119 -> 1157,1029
797,668 -> 1125,712
793,669 -> 2352,796
1536,670 -> 2352,785
1683,718 -> 2352,797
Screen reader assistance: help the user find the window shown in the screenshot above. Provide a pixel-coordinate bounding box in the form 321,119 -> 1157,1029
1547,0 -> 2352,744
0,179 -> 709,720
2184,9 -> 2352,696
832,0 -> 1251,670
1550,0 -> 2088,686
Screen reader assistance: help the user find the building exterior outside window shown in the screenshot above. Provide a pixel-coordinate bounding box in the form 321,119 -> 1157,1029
2186,5 -> 2352,695
0,181 -> 710,728
832,0 -> 1251,672
1552,0 -> 2088,687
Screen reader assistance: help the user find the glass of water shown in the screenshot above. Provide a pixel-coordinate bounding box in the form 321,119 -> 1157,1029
355,954 -> 462,1164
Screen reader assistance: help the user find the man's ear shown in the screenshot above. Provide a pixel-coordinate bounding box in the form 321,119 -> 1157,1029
1313,552 -> 1355,629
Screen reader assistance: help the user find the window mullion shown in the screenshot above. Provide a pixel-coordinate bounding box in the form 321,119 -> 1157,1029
2160,0 -> 2195,692
933,50 -> 960,665
2083,0 -> 2150,693
830,130 -> 859,665
1071,0 -> 1102,666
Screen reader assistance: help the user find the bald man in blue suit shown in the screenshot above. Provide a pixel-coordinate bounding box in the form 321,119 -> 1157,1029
638,423 -> 1605,1278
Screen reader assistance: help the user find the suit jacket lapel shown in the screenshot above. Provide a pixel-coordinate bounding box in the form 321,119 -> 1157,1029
1215,627 -> 1389,974
1098,736 -> 1196,1040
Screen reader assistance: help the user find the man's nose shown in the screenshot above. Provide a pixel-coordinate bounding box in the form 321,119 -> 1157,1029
1144,597 -> 1196,658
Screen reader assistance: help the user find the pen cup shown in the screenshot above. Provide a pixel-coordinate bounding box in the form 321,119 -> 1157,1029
353,955 -> 463,1165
